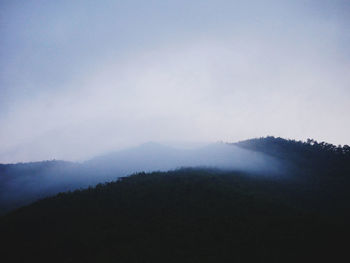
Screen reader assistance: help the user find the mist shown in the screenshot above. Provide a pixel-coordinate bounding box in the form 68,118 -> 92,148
2,3 -> 350,261
0,141 -> 288,214
1,0 -> 349,163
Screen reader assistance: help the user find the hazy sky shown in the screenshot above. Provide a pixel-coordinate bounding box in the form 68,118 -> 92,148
1,0 -> 349,162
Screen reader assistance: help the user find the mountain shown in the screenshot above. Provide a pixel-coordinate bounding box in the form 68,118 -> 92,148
0,160 -> 83,213
0,141 -> 282,214
235,136 -> 350,177
1,136 -> 349,215
1,137 -> 350,261
1,168 -> 349,262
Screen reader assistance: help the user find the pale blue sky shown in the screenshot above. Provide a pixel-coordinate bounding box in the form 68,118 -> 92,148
0,0 -> 349,162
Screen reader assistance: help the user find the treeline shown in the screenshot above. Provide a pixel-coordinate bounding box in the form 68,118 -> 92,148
236,136 -> 350,156
235,136 -> 350,177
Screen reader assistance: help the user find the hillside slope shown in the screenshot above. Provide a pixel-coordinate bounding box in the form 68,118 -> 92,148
235,136 -> 350,177
1,168 -> 349,262
0,141 -> 282,214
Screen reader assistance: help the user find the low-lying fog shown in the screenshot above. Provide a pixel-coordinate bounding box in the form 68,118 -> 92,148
0,142 -> 285,214
87,142 -> 283,176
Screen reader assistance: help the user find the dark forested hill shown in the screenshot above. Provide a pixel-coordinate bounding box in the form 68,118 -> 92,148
1,137 -> 349,216
1,137 -> 350,262
1,168 -> 349,263
235,136 -> 350,177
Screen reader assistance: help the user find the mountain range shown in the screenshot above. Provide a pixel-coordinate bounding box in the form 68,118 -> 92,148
1,136 -> 350,262
0,139 -> 285,214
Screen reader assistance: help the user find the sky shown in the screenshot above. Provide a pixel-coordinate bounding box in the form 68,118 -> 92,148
0,0 -> 349,163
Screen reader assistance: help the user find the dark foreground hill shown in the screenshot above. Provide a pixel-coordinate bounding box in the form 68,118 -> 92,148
1,168 -> 349,263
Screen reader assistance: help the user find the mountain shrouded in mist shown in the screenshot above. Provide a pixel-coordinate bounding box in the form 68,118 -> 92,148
1,137 -> 350,262
1,137 -> 349,215
0,139 -> 283,214
1,1 -> 349,262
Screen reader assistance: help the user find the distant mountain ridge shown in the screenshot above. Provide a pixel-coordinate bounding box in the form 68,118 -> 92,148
1,137 -> 349,214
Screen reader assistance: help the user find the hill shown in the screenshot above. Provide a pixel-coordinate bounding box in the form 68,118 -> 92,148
1,137 -> 350,261
0,160 -> 84,213
0,141 -> 281,214
235,136 -> 350,177
1,137 -> 350,215
1,168 -> 349,262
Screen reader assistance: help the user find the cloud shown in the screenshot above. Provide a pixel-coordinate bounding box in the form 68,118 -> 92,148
0,0 -> 349,162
